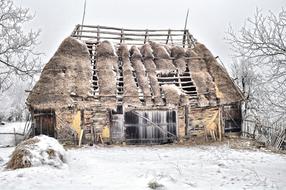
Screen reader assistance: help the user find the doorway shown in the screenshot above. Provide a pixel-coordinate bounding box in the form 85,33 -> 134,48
124,110 -> 177,144
33,111 -> 56,137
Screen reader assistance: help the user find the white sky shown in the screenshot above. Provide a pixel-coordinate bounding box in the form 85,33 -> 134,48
15,0 -> 285,69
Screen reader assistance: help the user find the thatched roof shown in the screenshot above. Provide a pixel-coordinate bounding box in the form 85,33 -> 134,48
27,37 -> 92,110
92,40 -> 242,108
27,26 -> 243,111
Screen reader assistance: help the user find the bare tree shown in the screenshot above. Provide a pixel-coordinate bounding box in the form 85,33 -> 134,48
0,0 -> 41,92
227,8 -> 286,123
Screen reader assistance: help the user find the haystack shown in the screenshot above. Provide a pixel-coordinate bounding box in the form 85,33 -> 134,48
150,42 -> 176,74
130,46 -> 152,105
6,135 -> 66,170
141,44 -> 163,105
26,37 -> 92,110
96,41 -> 117,109
117,44 -> 141,106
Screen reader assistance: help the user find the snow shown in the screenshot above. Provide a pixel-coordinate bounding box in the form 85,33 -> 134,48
11,135 -> 67,168
0,144 -> 285,190
0,122 -> 27,134
0,122 -> 28,146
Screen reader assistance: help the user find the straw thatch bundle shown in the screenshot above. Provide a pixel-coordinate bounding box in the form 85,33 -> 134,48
150,42 -> 176,74
141,43 -> 154,59
171,46 -> 187,74
193,43 -> 243,104
96,41 -> 117,109
141,44 -> 163,105
185,48 -> 217,106
6,135 -> 66,170
117,44 -> 141,106
163,45 -> 172,55
27,37 -> 92,110
130,46 -> 152,105
180,93 -> 190,106
161,84 -> 188,106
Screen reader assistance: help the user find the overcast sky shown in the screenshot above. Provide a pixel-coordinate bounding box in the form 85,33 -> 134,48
15,0 -> 285,69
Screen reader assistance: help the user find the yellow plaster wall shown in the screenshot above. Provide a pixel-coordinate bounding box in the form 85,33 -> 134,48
102,126 -> 110,139
71,111 -> 81,136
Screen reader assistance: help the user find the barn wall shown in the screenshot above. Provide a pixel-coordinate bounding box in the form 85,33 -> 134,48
55,109 -> 78,142
188,107 -> 221,140
178,106 -> 186,140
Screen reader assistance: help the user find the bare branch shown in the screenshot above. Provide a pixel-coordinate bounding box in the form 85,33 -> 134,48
0,0 -> 41,93
227,8 -> 286,124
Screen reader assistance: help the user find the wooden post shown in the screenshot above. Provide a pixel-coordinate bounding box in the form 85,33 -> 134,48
183,9 -> 189,48
78,129 -> 84,147
218,107 -> 222,141
166,29 -> 171,44
97,25 -> 100,42
144,29 -> 149,44
120,28 -> 124,44
14,128 -> 17,146
91,126 -> 95,145
185,106 -> 189,136
186,30 -> 192,48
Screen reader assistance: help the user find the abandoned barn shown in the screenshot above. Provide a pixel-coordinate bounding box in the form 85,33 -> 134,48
26,24 -> 243,144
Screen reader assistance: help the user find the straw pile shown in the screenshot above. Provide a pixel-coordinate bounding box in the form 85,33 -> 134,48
6,135 -> 66,170
96,41 -> 117,109
27,37 -> 92,110
141,44 -> 163,105
150,42 -> 176,74
117,44 -> 141,106
130,46 -> 152,105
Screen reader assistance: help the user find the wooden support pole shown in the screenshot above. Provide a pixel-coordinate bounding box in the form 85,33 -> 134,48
183,9 -> 189,48
97,25 -> 100,42
218,107 -> 222,141
78,129 -> 84,147
144,29 -> 149,44
120,28 -> 124,43
14,128 -> 17,146
166,29 -> 171,44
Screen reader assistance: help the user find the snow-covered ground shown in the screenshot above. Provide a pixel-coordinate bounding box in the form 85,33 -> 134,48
0,122 -> 28,146
0,144 -> 285,190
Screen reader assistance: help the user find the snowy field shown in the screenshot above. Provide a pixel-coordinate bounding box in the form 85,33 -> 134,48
0,122 -> 28,146
0,144 -> 285,190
